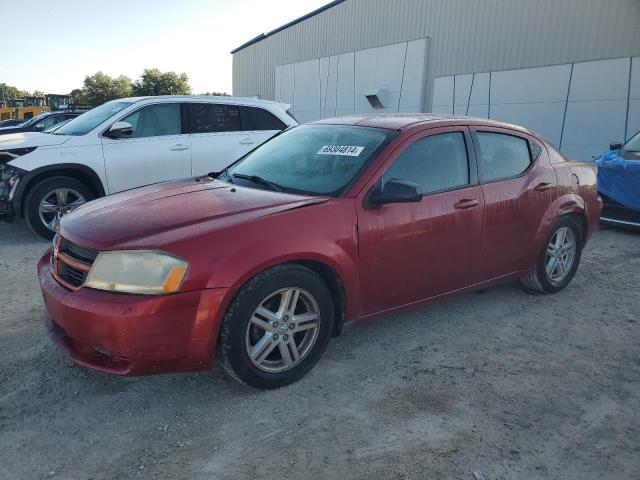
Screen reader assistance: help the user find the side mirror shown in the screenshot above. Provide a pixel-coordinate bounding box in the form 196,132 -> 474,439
610,142 -> 623,151
34,123 -> 45,131
366,179 -> 423,208
104,121 -> 133,139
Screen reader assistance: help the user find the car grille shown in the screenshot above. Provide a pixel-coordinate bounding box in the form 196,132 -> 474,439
53,237 -> 99,289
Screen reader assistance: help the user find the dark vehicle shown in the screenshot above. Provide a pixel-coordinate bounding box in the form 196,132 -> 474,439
0,119 -> 26,128
0,111 -> 82,135
596,132 -> 640,229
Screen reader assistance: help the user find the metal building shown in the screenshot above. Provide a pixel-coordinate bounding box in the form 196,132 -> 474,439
232,0 -> 640,160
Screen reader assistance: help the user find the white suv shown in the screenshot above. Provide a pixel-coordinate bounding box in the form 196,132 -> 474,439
0,96 -> 297,238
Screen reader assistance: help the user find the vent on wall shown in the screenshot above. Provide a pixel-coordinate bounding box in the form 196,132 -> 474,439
365,88 -> 389,109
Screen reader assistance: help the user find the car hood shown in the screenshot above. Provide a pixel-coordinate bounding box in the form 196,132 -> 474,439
61,177 -> 329,249
0,132 -> 71,149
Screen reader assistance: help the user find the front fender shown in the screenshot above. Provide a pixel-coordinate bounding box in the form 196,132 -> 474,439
200,200 -> 360,319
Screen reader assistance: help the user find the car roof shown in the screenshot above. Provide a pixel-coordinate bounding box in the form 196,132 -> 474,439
123,95 -> 290,109
310,113 -> 540,137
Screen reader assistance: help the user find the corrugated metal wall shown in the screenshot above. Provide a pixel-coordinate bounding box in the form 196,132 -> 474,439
232,0 -> 640,105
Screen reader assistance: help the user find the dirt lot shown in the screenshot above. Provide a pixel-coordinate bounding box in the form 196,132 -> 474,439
0,221 -> 639,480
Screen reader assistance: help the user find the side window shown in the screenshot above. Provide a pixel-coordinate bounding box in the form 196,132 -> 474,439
189,103 -> 241,133
384,132 -> 470,194
42,116 -> 62,128
476,132 -> 531,182
241,106 -> 286,131
120,104 -> 181,138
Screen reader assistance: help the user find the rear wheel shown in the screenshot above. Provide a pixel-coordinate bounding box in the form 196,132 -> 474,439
25,176 -> 94,240
219,264 -> 334,389
520,216 -> 583,294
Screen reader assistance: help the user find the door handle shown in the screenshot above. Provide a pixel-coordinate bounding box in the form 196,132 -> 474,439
534,182 -> 553,192
239,139 -> 255,145
169,144 -> 189,151
453,199 -> 479,210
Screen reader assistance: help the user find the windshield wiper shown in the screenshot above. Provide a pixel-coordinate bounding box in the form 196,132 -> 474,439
231,173 -> 285,192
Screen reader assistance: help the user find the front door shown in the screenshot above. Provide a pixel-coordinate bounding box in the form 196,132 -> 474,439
357,127 -> 485,316
102,103 -> 191,193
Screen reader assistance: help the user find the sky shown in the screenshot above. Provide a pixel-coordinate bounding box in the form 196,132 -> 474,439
0,0 -> 329,95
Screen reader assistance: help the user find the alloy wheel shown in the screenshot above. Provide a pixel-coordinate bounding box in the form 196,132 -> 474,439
245,287 -> 321,373
545,226 -> 576,285
38,188 -> 86,231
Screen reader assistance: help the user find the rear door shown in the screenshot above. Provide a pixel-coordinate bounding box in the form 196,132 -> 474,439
357,127 -> 485,315
101,102 -> 191,193
188,103 -> 257,175
471,127 -> 558,281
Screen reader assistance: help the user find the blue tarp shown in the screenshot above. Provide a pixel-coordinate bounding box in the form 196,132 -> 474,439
594,149 -> 640,211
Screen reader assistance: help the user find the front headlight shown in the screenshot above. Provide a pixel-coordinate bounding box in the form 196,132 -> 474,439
0,147 -> 37,163
84,251 -> 188,295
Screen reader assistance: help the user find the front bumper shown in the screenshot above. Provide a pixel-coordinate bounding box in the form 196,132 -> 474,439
38,253 -> 228,375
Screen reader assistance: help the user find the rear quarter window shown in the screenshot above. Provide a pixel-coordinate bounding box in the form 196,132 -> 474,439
241,106 -> 286,131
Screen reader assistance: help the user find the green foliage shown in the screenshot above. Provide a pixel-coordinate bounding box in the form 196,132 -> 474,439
132,69 -> 191,96
0,83 -> 31,101
82,72 -> 133,106
4,68 -> 195,107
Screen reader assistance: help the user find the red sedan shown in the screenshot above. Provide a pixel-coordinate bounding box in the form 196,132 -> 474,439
38,114 -> 602,388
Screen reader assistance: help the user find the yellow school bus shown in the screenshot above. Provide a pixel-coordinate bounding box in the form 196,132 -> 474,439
0,106 -> 50,121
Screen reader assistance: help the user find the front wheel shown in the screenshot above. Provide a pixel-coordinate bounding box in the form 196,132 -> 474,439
520,216 -> 583,294
219,264 -> 334,389
24,176 -> 94,240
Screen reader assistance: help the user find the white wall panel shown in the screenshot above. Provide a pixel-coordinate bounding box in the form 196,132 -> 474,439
275,63 -> 295,106
399,38 -> 428,112
490,65 -> 571,104
562,58 -> 631,156
354,42 -> 406,114
453,74 -> 473,115
568,58 -> 630,102
336,52 -> 355,117
431,57 -> 635,159
293,59 -> 321,122
562,100 -> 628,158
319,55 -> 339,118
276,39 -> 428,120
467,72 -> 490,118
490,102 -> 567,146
626,56 -> 640,141
432,76 -> 454,114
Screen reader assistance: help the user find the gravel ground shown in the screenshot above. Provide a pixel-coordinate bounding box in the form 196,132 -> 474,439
0,220 -> 639,480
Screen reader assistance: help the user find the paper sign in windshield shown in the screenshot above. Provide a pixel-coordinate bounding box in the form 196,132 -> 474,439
317,145 -> 365,157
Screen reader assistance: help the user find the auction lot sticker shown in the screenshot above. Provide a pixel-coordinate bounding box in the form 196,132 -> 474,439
317,145 -> 365,156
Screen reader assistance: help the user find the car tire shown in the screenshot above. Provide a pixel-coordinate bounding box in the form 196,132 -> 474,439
25,176 -> 95,240
219,264 -> 334,389
520,216 -> 583,294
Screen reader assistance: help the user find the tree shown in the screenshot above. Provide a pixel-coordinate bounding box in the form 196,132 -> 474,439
132,68 -> 191,96
32,90 -> 45,98
82,72 -> 133,106
70,88 -> 90,105
0,83 -> 29,101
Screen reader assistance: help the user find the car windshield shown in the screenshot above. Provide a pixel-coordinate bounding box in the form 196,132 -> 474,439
225,124 -> 396,196
43,119 -> 70,133
20,114 -> 48,128
53,100 -> 133,136
622,131 -> 640,152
